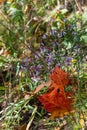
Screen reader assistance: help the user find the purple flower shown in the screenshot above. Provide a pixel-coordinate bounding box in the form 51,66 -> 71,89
65,56 -> 72,66
57,31 -> 63,38
50,30 -> 57,36
20,57 -> 32,70
42,34 -> 47,39
35,65 -> 42,76
30,64 -> 42,77
51,41 -> 59,49
46,52 -> 55,63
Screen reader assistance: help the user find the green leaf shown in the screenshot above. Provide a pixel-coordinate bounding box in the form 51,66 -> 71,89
0,86 -> 6,91
9,7 -> 24,22
61,9 -> 68,14
80,35 -> 87,44
82,12 -> 87,24
0,98 -> 5,103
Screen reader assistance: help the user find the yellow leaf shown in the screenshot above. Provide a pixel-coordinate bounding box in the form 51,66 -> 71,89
33,42 -> 40,49
80,119 -> 85,127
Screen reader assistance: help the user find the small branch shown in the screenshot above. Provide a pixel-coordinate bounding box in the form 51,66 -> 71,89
26,105 -> 37,130
34,80 -> 52,94
75,0 -> 83,13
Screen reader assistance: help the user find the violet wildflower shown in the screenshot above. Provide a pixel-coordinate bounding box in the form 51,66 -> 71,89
20,57 -> 32,70
65,56 -> 72,66
42,34 -> 47,39
58,31 -> 63,38
35,65 -> 42,76
50,30 -> 57,36
46,52 -> 55,67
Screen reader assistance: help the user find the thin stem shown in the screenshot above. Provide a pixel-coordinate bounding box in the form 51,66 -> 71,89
26,105 -> 37,130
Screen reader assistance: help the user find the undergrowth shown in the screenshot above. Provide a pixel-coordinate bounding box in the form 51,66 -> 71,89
0,0 -> 87,130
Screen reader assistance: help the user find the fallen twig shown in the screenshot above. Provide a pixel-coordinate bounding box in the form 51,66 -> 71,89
26,105 -> 37,130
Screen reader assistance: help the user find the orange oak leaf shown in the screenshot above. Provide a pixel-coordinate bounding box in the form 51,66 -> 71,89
39,86 -> 73,116
50,66 -> 69,87
39,66 -> 74,118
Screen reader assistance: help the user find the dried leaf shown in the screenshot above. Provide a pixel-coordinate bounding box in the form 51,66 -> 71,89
39,66 -> 74,118
0,0 -> 12,2
39,87 -> 73,118
50,66 -> 69,87
24,94 -> 30,100
34,80 -> 52,94
13,124 -> 27,130
0,0 -> 4,2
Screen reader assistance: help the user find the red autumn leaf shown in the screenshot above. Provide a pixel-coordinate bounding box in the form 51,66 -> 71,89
50,66 -> 69,87
38,66 -> 74,118
39,86 -> 73,115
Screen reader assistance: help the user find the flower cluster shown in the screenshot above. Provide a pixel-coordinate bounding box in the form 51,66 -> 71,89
20,26 -> 78,81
